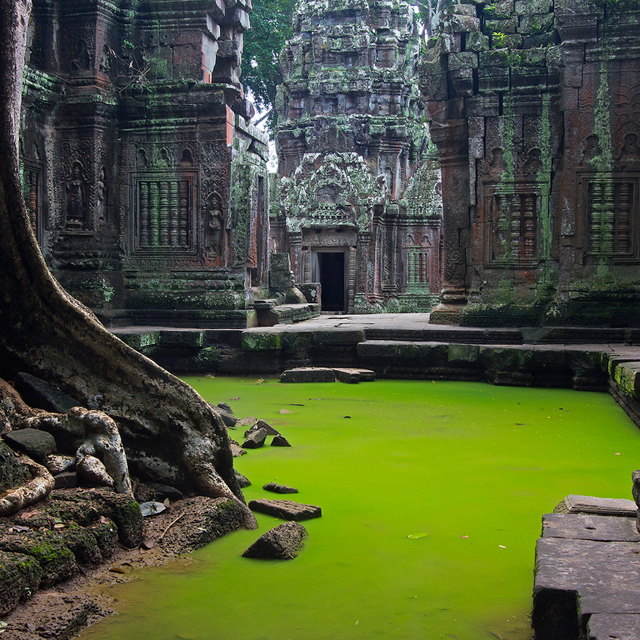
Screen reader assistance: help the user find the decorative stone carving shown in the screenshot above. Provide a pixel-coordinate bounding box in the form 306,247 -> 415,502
275,0 -> 442,313
20,0 -> 269,327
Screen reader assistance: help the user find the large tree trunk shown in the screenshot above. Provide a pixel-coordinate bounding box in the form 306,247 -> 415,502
0,0 -> 255,527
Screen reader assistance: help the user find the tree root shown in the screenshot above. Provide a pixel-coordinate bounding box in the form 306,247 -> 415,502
0,454 -> 55,516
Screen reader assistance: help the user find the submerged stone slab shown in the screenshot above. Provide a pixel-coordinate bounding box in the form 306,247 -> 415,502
333,368 -> 375,383
248,499 -> 321,521
242,521 -> 308,560
263,482 -> 298,494
542,513 -> 640,543
280,368 -> 336,383
554,495 -> 637,517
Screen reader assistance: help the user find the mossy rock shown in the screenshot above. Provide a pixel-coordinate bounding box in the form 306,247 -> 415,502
59,527 -> 104,566
0,550 -> 42,616
0,530 -> 77,587
91,489 -> 143,548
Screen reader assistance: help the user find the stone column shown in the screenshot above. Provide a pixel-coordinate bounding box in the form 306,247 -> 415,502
288,232 -> 303,283
429,119 -> 470,325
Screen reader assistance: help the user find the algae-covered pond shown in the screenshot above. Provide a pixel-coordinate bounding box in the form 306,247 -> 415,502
79,378 -> 640,640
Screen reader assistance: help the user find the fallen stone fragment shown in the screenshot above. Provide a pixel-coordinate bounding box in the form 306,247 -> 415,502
242,521 -> 308,560
230,443 -> 247,457
280,368 -> 336,383
248,499 -> 321,521
263,482 -> 298,494
235,470 -> 251,488
271,435 -> 291,447
3,429 -> 57,461
76,455 -> 113,488
242,428 -> 267,449
53,472 -> 78,490
238,416 -> 257,427
244,419 -> 280,438
278,409 -> 294,414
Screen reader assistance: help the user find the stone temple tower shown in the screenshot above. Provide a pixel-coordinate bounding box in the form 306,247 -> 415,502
272,0 -> 443,313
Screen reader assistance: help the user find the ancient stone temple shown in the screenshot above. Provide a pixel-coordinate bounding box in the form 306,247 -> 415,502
271,0 -> 443,313
20,0 -> 269,328
421,0 -> 640,326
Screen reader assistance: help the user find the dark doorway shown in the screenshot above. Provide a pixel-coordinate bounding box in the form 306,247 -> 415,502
318,252 -> 345,311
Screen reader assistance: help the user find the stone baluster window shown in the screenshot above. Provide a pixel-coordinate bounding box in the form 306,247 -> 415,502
406,248 -> 430,289
486,186 -> 541,266
587,179 -> 636,258
136,177 -> 193,250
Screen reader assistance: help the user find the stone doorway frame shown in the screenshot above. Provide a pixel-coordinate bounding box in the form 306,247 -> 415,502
311,248 -> 348,313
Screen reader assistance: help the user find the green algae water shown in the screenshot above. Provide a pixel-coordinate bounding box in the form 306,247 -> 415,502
79,379 -> 640,640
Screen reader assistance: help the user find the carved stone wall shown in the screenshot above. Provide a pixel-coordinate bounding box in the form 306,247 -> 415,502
274,0 -> 443,313
20,0 -> 268,328
421,0 -> 640,326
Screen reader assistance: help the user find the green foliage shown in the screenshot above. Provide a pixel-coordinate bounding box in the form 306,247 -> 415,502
241,0 -> 297,130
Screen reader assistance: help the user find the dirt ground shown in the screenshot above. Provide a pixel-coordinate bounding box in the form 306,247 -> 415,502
1,496 -> 244,640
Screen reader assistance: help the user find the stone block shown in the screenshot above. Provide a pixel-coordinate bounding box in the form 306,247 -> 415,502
452,3 -> 478,17
479,346 -> 534,372
450,67 -> 475,96
478,73 -> 509,97
242,331 -> 282,352
444,14 -> 481,33
447,344 -> 480,366
479,49 -> 512,68
484,0 -> 514,18
248,499 -> 322,521
466,94 -> 500,116
333,367 -> 375,383
484,17 -> 517,35
518,13 -> 555,35
448,51 -> 478,71
3,428 -> 57,461
542,513 -> 640,542
515,0 -> 553,14
511,67 -> 547,91
312,330 -> 365,345
465,31 -> 489,51
280,367 -> 336,383
587,614 -> 640,640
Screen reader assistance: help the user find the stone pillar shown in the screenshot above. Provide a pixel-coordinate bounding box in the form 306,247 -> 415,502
429,121 -> 470,324
289,232 -> 303,283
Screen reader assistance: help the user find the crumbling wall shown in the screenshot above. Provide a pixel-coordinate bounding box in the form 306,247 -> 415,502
421,0 -> 640,326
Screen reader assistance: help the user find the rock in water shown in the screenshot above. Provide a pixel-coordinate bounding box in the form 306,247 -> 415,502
271,435 -> 291,447
248,499 -> 322,521
263,482 -> 298,494
235,470 -> 252,488
242,521 -> 308,560
244,419 -> 280,438
242,428 -> 267,449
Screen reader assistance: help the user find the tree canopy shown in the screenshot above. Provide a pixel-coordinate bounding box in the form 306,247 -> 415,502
241,0 -> 297,130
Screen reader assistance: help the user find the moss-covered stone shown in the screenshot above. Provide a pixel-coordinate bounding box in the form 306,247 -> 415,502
0,550 -> 42,616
